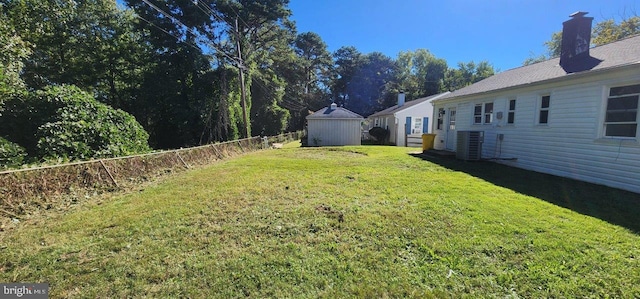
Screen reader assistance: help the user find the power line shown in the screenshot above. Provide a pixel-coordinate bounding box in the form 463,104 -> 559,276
140,0 -> 240,66
227,2 -> 251,29
134,14 -> 202,51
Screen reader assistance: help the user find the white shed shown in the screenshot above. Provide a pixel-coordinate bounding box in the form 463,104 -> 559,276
306,103 -> 363,146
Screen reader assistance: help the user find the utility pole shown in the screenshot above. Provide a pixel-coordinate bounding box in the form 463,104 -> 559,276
235,17 -> 250,138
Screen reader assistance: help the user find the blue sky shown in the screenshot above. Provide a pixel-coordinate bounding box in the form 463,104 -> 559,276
289,0 -> 640,72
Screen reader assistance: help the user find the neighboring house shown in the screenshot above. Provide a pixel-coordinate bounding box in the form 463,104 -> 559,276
306,103 -> 364,146
368,91 -> 450,146
431,12 -> 640,194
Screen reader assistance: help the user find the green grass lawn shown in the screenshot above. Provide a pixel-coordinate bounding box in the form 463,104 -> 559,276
1,145 -> 639,298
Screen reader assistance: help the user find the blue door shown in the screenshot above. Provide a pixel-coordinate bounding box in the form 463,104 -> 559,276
405,117 -> 411,135
423,117 -> 429,133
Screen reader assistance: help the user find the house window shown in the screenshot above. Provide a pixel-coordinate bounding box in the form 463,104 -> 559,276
474,102 -> 493,124
437,108 -> 444,130
484,103 -> 493,124
413,117 -> 422,134
474,104 -> 482,124
604,83 -> 640,138
507,99 -> 516,124
538,95 -> 550,124
449,109 -> 456,130
374,118 -> 379,127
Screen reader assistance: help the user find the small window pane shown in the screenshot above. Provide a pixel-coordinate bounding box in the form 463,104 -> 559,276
606,124 -> 637,137
474,105 -> 482,115
610,84 -> 640,96
607,96 -> 638,110
474,116 -> 482,124
539,110 -> 549,124
509,99 -> 516,110
485,103 -> 493,113
541,96 -> 550,108
507,112 -> 515,124
606,111 -> 637,122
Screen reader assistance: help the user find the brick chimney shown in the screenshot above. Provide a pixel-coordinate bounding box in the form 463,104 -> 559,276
560,11 -> 594,72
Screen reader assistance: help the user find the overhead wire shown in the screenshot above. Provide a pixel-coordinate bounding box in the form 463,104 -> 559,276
140,0 -> 241,65
134,14 -> 202,51
140,0 -> 311,112
227,2 -> 251,29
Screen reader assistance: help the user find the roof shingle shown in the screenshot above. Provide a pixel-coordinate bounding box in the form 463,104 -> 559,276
436,34 -> 640,101
306,106 -> 363,119
368,91 -> 450,118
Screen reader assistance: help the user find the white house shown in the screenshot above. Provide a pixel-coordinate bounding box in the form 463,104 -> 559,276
368,92 -> 450,146
306,103 -> 364,146
431,12 -> 640,194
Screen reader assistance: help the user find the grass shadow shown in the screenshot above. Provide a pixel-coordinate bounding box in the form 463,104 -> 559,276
410,152 -> 640,234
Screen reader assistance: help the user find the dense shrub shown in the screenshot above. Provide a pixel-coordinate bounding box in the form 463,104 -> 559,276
368,126 -> 389,144
0,85 -> 150,161
0,136 -> 26,169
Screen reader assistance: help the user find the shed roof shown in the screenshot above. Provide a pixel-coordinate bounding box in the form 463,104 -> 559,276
306,106 -> 364,120
434,34 -> 640,102
368,91 -> 450,118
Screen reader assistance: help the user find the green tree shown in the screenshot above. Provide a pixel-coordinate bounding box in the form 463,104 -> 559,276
126,0 -> 294,142
334,51 -> 397,116
293,32 -> 333,96
395,49 -> 447,101
524,15 -> 640,65
206,0 -> 293,138
0,136 -> 26,169
0,85 -> 150,161
2,0 -> 149,106
593,16 -> 640,45
125,0 -> 230,147
276,31 -> 333,131
0,12 -> 29,106
444,61 -> 495,91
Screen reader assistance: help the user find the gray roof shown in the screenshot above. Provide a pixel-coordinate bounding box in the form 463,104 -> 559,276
306,106 -> 363,119
435,34 -> 640,101
368,91 -> 450,118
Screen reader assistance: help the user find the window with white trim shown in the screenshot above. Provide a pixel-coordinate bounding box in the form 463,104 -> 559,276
507,99 -> 516,124
604,84 -> 640,138
413,117 -> 422,134
538,95 -> 550,124
437,108 -> 444,130
473,102 -> 493,124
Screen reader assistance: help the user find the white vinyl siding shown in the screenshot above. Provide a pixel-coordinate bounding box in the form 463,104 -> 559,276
307,119 -> 362,146
432,73 -> 640,194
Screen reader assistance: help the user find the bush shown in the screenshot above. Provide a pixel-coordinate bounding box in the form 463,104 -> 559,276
0,85 -> 150,162
0,137 -> 26,169
368,127 -> 389,144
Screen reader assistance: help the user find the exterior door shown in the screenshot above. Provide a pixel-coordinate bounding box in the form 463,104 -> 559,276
445,107 -> 457,150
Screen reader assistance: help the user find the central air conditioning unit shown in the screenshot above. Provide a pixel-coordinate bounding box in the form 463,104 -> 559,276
456,131 -> 484,161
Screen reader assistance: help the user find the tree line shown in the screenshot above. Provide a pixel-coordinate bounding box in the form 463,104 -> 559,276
524,14 -> 640,65
32,1 -> 640,168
